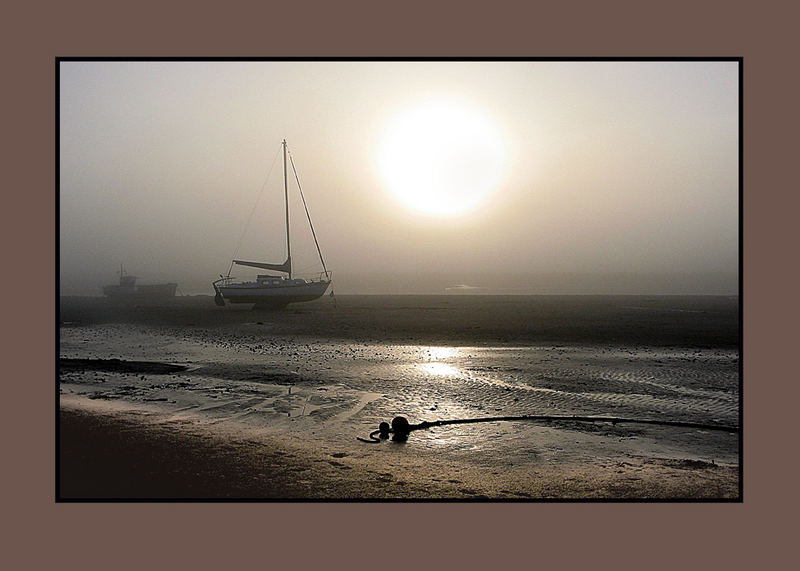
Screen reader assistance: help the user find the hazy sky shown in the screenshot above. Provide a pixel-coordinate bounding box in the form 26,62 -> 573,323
59,61 -> 738,295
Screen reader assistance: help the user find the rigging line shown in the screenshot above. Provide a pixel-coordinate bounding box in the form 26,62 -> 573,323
288,148 -> 328,276
227,144 -> 282,273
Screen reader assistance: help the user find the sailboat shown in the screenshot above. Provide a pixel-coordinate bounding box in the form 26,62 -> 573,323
212,140 -> 331,308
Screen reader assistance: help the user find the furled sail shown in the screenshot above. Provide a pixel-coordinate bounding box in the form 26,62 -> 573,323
233,258 -> 291,274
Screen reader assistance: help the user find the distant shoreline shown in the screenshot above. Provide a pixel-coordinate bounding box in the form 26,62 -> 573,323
59,294 -> 739,348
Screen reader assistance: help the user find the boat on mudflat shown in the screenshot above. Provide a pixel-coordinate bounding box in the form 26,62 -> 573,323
213,140 -> 331,308
103,266 -> 177,301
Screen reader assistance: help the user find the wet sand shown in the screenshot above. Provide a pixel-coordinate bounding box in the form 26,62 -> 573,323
58,294 -> 740,500
59,402 -> 737,500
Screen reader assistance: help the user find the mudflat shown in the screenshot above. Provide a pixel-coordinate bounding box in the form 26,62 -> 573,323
58,294 -> 740,500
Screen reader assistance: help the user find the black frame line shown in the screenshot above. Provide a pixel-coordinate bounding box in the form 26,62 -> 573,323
55,56 -> 743,503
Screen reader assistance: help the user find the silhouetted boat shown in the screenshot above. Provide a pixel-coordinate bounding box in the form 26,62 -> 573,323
213,140 -> 331,308
103,265 -> 177,301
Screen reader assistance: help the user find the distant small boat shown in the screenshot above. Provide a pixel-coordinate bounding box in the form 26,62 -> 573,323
103,265 -> 177,301
213,140 -> 331,308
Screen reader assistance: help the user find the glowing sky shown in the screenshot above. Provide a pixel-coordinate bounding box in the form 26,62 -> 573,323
59,61 -> 738,294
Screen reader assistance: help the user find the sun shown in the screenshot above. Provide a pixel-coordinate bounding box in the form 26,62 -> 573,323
377,99 -> 508,217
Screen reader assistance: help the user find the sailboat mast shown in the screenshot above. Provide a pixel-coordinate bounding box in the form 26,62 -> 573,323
283,139 -> 291,279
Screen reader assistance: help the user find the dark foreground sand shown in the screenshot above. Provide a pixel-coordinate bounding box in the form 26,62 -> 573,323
59,294 -> 740,500
60,404 -> 738,500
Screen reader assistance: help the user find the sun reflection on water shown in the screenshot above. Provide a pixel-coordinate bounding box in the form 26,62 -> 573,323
416,346 -> 463,376
419,362 -> 461,376
422,346 -> 461,361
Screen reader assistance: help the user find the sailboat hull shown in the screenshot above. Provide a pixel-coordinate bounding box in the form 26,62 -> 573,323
217,279 -> 330,306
